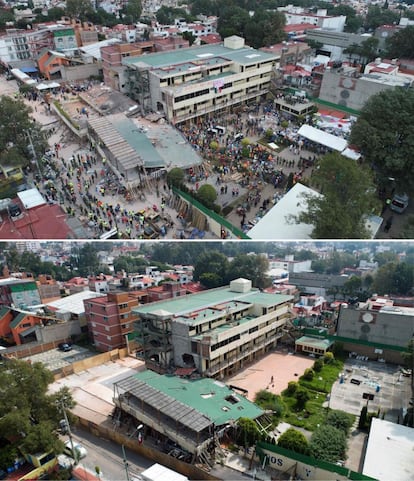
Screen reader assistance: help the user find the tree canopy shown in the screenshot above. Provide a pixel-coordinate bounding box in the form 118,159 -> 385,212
386,26 -> 414,59
0,96 -> 46,168
294,152 -> 379,238
349,88 -> 414,192
0,359 -> 75,466
309,424 -> 347,462
65,0 -> 94,20
125,0 -> 142,23
277,428 -> 310,455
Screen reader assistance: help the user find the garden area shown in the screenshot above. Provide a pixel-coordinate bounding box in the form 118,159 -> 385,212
233,352 -> 357,464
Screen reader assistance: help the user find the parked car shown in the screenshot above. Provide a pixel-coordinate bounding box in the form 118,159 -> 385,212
390,193 -> 409,213
58,343 -> 72,352
64,440 -> 87,460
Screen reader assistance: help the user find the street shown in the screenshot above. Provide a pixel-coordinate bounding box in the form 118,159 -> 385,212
69,426 -> 153,481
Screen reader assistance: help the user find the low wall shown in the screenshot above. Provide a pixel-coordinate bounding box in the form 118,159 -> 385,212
54,347 -> 129,379
78,417 -> 219,481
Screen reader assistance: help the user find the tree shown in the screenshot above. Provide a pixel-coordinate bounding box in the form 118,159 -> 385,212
236,417 -> 261,447
386,26 -> 414,60
196,184 -> 217,207
373,262 -> 413,295
277,428 -> 310,454
226,254 -> 271,289
193,250 -> 229,287
302,368 -> 314,381
65,0 -> 93,20
294,386 -> 310,410
70,243 -> 101,277
166,167 -> 185,187
0,96 -> 46,168
254,390 -> 284,418
125,0 -> 142,22
326,410 -> 354,434
358,405 -> 368,429
217,5 -> 250,38
364,5 -> 399,31
342,275 -> 362,298
181,30 -> 196,46
0,360 -> 75,457
310,425 -> 347,462
243,9 -> 286,48
293,152 -> 379,238
350,88 -> 414,193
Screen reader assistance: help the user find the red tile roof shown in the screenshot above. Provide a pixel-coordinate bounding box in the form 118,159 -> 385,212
0,203 -> 73,239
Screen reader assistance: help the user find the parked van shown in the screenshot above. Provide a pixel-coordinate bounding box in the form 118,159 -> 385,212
390,193 -> 409,213
234,132 -> 244,142
215,125 -> 226,135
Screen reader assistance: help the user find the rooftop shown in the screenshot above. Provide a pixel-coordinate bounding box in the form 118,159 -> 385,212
363,418 -> 414,481
46,290 -> 106,315
117,370 -> 264,427
123,42 -> 277,71
134,283 -> 292,320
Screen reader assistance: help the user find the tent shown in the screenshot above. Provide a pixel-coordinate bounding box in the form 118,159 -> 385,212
297,124 -> 348,152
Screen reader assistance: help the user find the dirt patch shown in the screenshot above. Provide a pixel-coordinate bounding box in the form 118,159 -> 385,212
226,351 -> 315,401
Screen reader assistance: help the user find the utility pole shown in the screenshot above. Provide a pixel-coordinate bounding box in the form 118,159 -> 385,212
59,400 -> 78,465
121,445 -> 131,481
25,129 -> 42,177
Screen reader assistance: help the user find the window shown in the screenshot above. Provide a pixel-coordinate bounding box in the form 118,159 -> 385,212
118,303 -> 128,309
105,326 -> 109,332
103,316 -> 108,321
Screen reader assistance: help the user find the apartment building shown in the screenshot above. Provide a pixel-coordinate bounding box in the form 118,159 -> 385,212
123,35 -> 278,124
134,278 -> 294,378
279,8 -> 346,32
84,291 -> 139,351
0,277 -> 41,309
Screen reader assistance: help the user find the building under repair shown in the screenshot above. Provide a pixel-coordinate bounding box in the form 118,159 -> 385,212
112,370 -> 270,468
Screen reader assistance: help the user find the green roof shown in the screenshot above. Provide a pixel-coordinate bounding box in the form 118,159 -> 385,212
10,312 -> 27,329
133,370 -> 263,425
115,119 -> 165,169
123,43 -> 277,71
296,335 -> 334,350
9,281 -> 37,292
134,284 -> 292,322
0,306 -> 10,319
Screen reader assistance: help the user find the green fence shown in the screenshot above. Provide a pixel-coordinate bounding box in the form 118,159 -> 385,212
172,187 -> 250,239
256,442 -> 377,480
303,328 -> 408,353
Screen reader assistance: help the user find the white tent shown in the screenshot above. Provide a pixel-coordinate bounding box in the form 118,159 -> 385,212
36,81 -> 60,91
298,124 -> 348,152
248,183 -> 321,240
342,147 -> 361,160
17,188 -> 46,209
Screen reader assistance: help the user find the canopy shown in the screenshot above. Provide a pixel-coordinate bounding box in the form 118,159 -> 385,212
36,81 -> 60,91
297,124 -> 348,152
342,147 -> 361,160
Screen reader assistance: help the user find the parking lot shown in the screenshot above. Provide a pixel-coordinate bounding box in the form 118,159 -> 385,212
23,344 -> 95,372
329,358 -> 411,422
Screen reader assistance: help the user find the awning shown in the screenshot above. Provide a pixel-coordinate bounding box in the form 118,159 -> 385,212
20,66 -> 38,73
298,124 -> 348,152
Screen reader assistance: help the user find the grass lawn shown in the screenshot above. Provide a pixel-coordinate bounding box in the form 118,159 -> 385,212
281,359 -> 344,431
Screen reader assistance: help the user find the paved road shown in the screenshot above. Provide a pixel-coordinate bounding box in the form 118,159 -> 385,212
70,425 -> 153,481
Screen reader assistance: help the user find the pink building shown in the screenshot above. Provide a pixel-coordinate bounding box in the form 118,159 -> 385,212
84,291 -> 139,351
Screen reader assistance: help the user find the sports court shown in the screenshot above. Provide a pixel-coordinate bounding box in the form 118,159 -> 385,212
226,351 -> 315,401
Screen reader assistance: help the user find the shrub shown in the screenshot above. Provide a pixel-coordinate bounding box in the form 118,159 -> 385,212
285,381 -> 298,396
326,410 -> 354,434
277,428 -> 310,455
310,425 -> 347,462
166,167 -> 185,187
302,368 -> 314,381
323,352 -> 335,364
313,359 -> 323,372
294,387 -> 310,410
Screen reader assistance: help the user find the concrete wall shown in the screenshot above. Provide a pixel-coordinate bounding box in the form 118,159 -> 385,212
35,320 -> 81,343
319,70 -> 395,111
60,63 -> 100,82
171,321 -> 194,368
77,417 -> 219,481
337,305 -> 414,348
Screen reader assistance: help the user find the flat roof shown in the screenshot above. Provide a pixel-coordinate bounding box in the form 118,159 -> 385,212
117,371 -> 264,428
298,124 -> 348,152
134,284 -> 292,319
248,183 -> 321,240
17,188 -> 46,209
46,290 -> 105,315
295,336 -> 334,349
123,43 -> 277,71
363,418 -> 414,481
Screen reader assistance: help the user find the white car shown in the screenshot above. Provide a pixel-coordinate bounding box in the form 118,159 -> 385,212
64,440 -> 88,460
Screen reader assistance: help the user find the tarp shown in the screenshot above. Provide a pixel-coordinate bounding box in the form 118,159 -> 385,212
20,66 -> 38,73
36,82 -> 60,91
297,124 -> 348,152
17,188 -> 46,209
342,147 -> 361,160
